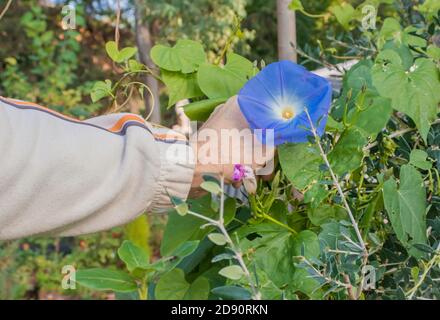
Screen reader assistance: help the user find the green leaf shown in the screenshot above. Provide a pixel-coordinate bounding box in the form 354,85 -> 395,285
417,0 -> 440,20
427,45 -> 440,60
329,3 -> 356,30
124,215 -> 150,256
328,128 -> 367,175
75,268 -> 137,292
372,58 -> 440,142
90,80 -> 112,103
383,165 -> 427,258
175,202 -> 189,216
118,47 -> 137,62
184,277 -> 211,300
161,69 -> 204,108
105,41 -> 119,62
292,268 -> 323,299
348,96 -> 392,138
161,195 -> 217,256
128,59 -> 143,72
105,41 -> 137,63
254,230 -> 295,287
172,240 -> 200,258
183,98 -> 227,121
308,204 -> 347,226
200,181 -> 222,195
219,265 -> 245,280
279,143 -> 321,190
117,241 -> 150,272
211,286 -> 252,300
155,268 -> 210,300
208,233 -> 227,246
293,230 -> 320,259
378,18 -> 427,49
197,53 -> 254,99
411,266 -> 420,282
304,183 -> 328,209
409,149 -> 432,170
288,0 -> 304,11
151,40 -> 206,74
223,197 -> 237,225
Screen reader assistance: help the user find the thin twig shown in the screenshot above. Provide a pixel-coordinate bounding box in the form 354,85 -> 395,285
406,244 -> 440,300
114,0 -> 121,48
0,0 -> 12,22
364,118 -> 440,151
304,109 -> 367,253
186,175 -> 261,300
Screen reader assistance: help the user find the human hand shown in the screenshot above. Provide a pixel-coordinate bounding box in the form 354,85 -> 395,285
189,96 -> 275,195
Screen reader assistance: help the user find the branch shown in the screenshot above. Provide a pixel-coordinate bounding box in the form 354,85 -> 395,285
304,109 -> 367,254
0,0 -> 12,22
186,175 -> 261,300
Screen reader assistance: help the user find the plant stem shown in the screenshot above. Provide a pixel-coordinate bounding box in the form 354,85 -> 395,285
0,0 -> 12,22
186,175 -> 261,300
304,109 -> 367,254
364,118 -> 440,151
262,213 -> 298,235
406,245 -> 440,300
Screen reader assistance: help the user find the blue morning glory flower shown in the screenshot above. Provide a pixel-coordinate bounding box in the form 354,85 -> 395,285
237,60 -> 332,145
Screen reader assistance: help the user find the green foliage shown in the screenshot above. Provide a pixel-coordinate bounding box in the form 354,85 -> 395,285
383,165 -> 428,258
0,4 -> 101,117
75,268 -> 138,292
197,53 -> 256,99
372,56 -> 440,141
155,268 -> 210,300
151,40 -> 206,73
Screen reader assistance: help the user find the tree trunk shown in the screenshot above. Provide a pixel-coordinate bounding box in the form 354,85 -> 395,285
134,0 -> 161,123
277,0 -> 297,62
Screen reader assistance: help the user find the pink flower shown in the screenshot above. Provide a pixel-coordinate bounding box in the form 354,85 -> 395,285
232,164 -> 246,182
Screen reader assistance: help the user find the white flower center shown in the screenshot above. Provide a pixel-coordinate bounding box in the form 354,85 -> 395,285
281,107 -> 295,120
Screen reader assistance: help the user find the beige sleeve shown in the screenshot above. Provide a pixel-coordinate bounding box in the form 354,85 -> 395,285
0,97 -> 195,240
